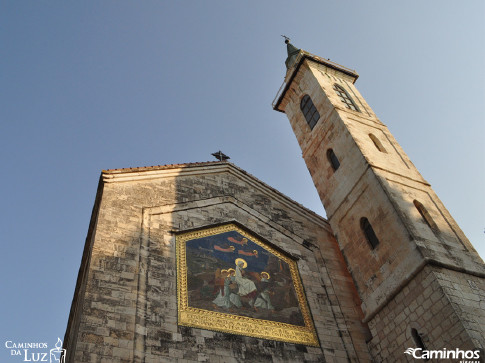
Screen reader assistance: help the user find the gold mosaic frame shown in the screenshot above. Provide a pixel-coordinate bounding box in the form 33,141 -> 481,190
176,223 -> 319,346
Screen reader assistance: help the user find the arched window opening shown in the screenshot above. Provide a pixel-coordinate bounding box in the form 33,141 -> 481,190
360,217 -> 380,249
300,95 -> 320,130
327,149 -> 340,171
413,200 -> 438,231
411,329 -> 429,361
369,134 -> 387,153
333,84 -> 360,112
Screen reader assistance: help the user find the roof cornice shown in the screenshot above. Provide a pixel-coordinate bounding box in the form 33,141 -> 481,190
273,52 -> 359,113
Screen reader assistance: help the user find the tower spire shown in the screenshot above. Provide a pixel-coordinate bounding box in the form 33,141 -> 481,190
282,36 -> 300,69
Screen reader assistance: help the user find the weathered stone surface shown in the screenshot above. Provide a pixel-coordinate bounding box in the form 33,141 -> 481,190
278,50 -> 485,361
64,162 -> 370,362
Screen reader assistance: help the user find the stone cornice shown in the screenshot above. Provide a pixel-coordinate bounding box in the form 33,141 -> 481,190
273,52 -> 359,113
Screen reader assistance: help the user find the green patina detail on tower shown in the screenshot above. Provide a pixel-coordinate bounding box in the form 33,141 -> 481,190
285,40 -> 300,69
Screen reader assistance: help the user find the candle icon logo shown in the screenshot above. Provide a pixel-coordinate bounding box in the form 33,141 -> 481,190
50,338 -> 66,363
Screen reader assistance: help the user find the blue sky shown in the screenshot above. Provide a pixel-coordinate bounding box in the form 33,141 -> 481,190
1,1 -> 484,359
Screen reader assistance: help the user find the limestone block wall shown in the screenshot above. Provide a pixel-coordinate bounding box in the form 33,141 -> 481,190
367,265 -> 485,361
63,163 -> 371,362
328,169 -> 423,316
277,54 -> 485,322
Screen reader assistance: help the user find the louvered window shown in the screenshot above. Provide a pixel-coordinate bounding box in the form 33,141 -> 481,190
333,84 -> 359,111
360,217 -> 380,249
300,95 -> 320,130
327,149 -> 340,171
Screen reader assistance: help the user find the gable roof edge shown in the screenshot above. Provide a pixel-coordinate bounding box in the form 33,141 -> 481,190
101,162 -> 331,231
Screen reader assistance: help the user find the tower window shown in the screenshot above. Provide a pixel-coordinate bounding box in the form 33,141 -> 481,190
369,134 -> 387,153
360,217 -> 380,249
300,95 -> 320,130
411,329 -> 429,361
333,84 -> 359,112
413,200 -> 438,232
327,149 -> 340,171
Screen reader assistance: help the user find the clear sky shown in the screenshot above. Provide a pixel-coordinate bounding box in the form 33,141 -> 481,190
1,1 -> 484,359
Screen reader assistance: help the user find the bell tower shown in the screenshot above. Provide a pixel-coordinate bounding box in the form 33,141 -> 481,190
273,40 -> 485,360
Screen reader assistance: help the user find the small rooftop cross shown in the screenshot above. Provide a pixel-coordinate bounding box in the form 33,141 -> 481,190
211,151 -> 230,162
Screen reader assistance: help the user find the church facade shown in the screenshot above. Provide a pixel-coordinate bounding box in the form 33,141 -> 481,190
63,43 -> 484,362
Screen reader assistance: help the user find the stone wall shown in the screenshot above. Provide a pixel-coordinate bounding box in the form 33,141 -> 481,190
276,52 -> 485,362
368,265 -> 485,361
63,163 -> 371,362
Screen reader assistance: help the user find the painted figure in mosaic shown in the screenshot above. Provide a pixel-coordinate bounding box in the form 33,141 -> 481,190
254,272 -> 274,311
228,269 -> 242,308
212,269 -> 232,308
234,258 -> 258,307
213,268 -> 243,309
